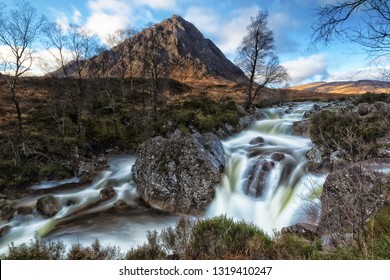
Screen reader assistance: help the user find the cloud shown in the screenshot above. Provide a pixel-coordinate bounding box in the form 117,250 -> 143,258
328,68 -> 382,81
71,5 -> 82,24
134,0 -> 177,10
184,6 -> 258,58
85,0 -> 133,43
282,54 -> 329,85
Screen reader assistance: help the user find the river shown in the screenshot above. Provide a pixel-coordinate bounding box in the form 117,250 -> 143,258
0,102 -> 326,255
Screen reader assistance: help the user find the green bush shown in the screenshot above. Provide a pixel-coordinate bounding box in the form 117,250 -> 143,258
357,92 -> 389,104
309,110 -> 390,159
273,233 -> 316,259
190,216 -> 272,259
126,231 -> 166,260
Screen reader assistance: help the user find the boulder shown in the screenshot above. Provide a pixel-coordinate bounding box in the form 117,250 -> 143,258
281,223 -> 318,240
17,206 -> 33,216
243,157 -> 274,198
100,186 -> 116,201
0,225 -> 10,238
131,132 -> 225,215
372,101 -> 389,113
36,195 -> 61,218
271,152 -> 285,161
114,199 -> 128,210
292,120 -> 309,136
317,164 -> 390,240
357,102 -> 370,116
249,136 -> 264,145
0,203 -> 15,221
306,146 -> 330,173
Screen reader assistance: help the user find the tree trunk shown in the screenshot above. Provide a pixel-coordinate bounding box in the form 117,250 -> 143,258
10,85 -> 24,138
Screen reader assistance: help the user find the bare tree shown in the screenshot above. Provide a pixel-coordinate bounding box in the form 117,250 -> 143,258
141,24 -> 168,119
42,23 -> 71,77
312,0 -> 390,60
66,24 -> 99,137
0,0 -> 46,139
236,11 -> 289,110
106,26 -> 137,101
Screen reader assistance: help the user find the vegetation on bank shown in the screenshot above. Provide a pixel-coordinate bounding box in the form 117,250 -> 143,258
309,93 -> 390,160
0,77 -> 243,191
2,212 -> 389,260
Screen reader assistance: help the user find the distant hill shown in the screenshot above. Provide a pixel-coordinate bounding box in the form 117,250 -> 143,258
290,80 -> 390,94
51,15 -> 248,85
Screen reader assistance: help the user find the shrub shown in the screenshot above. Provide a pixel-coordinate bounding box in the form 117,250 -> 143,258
309,110 -> 390,159
357,92 -> 389,104
4,237 -> 66,260
126,231 -> 166,260
190,216 -> 272,259
273,233 -> 316,259
67,240 -> 122,260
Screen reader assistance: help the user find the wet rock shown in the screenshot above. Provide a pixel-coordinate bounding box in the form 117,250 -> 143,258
17,206 -> 33,216
306,146 -> 330,173
66,199 -> 77,206
100,186 -> 116,201
132,132 -> 225,215
78,156 -> 108,185
249,136 -> 264,145
0,203 -> 16,221
0,225 -> 10,238
114,199 -> 128,210
281,223 -> 318,240
292,120 -> 309,136
271,152 -> 285,161
36,195 -> 61,218
357,102 -> 370,116
243,158 -> 273,198
303,104 -> 322,118
238,115 -> 255,129
340,103 -> 357,113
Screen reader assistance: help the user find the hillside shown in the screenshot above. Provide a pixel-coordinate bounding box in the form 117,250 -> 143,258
290,80 -> 390,94
51,15 -> 248,85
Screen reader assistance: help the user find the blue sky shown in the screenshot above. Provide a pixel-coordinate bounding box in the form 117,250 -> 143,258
1,0 -> 385,85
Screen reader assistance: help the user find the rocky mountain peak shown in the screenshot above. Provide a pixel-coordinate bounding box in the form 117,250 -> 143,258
54,15 -> 247,85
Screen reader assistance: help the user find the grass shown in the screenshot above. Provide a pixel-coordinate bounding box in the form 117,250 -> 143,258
2,212 -> 389,260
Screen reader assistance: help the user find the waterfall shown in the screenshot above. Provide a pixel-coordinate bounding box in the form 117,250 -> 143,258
206,103 -> 325,233
0,102 -> 326,254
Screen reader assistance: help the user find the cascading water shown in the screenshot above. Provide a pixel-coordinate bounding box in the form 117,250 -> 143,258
206,103 -> 326,233
0,102 -> 326,255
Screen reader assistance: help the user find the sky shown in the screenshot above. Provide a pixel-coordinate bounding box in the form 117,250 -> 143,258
0,0 -> 386,85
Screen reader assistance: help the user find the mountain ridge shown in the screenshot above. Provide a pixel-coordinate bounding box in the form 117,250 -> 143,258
51,15 -> 248,85
290,80 -> 390,94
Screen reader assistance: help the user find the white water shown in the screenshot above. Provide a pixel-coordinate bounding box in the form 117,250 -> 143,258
206,104 -> 326,233
0,102 -> 326,255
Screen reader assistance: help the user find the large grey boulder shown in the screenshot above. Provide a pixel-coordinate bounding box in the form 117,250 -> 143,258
131,132 -> 225,215
318,164 -> 390,244
36,195 -> 61,218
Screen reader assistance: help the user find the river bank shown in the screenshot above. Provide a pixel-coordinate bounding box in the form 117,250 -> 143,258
1,94 -> 390,259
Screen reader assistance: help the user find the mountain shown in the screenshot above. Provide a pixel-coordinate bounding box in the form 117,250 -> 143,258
290,80 -> 390,94
53,15 -> 247,85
